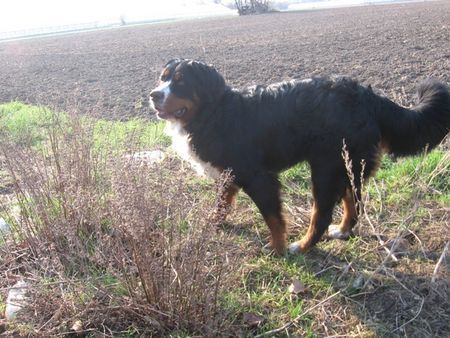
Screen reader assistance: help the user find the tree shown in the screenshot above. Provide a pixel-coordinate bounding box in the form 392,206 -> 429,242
234,0 -> 271,15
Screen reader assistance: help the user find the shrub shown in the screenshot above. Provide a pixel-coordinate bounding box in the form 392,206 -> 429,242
235,0 -> 272,15
0,107 -> 237,335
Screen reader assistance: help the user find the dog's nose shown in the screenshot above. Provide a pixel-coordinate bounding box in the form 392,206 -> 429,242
150,90 -> 164,101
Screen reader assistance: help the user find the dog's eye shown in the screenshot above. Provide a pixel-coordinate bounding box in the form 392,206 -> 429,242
173,72 -> 185,86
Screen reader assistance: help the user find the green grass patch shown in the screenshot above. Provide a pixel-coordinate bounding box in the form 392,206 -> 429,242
0,293 -> 5,316
0,102 -> 55,146
0,102 -> 169,152
370,150 -> 449,205
93,118 -> 169,152
221,254 -> 335,334
281,162 -> 311,195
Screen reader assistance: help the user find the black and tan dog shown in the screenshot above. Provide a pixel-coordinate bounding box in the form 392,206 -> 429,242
150,59 -> 450,255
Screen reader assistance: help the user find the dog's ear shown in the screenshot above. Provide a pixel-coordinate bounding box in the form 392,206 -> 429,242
190,61 -> 226,104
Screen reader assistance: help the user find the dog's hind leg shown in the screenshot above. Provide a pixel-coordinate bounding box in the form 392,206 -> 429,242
288,201 -> 333,254
242,173 -> 287,254
328,187 -> 359,240
288,171 -> 342,254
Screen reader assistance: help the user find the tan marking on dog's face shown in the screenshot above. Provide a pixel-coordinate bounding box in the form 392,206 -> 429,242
156,92 -> 198,123
161,67 -> 170,80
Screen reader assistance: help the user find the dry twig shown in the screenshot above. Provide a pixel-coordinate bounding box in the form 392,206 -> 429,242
431,240 -> 450,283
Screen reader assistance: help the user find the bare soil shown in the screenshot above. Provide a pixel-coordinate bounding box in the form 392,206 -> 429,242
0,1 -> 449,119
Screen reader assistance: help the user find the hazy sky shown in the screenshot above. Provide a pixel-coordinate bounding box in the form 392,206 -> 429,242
0,0 -> 388,34
0,0 -> 235,32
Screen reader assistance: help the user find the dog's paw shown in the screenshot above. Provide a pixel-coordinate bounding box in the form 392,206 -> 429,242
288,241 -> 308,254
327,224 -> 351,240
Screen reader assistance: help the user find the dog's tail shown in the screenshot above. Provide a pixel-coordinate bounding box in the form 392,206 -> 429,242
375,79 -> 450,156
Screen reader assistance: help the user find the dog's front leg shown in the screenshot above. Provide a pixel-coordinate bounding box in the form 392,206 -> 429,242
242,173 -> 287,254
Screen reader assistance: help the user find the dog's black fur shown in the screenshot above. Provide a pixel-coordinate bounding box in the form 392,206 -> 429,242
150,59 -> 450,254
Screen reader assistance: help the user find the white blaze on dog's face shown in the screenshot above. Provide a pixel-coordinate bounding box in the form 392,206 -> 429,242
152,80 -> 171,100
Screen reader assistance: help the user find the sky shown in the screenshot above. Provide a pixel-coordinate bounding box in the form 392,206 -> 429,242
0,0 -> 235,33
0,0 -> 401,36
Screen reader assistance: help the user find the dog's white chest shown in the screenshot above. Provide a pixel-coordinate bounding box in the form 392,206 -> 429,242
165,121 -> 221,179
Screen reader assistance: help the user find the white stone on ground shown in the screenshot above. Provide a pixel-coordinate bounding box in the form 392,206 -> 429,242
0,218 -> 10,234
128,150 -> 165,164
5,280 -> 28,320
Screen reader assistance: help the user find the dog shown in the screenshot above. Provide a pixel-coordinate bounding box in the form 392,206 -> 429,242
150,59 -> 450,254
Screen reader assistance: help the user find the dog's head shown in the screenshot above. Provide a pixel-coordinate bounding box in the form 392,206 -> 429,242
150,59 -> 226,123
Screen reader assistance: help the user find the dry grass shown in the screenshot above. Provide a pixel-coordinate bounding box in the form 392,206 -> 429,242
0,110 -> 240,336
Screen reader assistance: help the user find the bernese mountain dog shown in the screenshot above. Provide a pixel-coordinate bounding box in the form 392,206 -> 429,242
150,59 -> 450,255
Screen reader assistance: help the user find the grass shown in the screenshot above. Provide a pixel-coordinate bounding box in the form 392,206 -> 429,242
0,102 -> 449,337
0,101 -> 169,151
93,118 -> 169,152
0,102 -> 54,147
